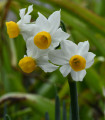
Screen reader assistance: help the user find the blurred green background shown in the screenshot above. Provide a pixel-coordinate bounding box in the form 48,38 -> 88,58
0,0 -> 105,120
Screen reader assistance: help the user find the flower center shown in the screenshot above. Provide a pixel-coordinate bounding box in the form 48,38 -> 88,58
69,55 -> 86,72
19,56 -> 36,73
6,21 -> 20,38
34,31 -> 51,49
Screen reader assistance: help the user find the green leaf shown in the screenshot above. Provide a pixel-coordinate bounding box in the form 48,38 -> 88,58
45,112 -> 50,120
55,95 -> 60,120
63,101 -> 67,120
85,68 -> 103,94
2,69 -> 25,92
0,93 -> 55,120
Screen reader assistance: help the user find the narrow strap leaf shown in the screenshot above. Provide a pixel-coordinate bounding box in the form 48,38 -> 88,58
63,101 -> 67,120
55,95 -> 60,120
4,103 -> 7,120
45,112 -> 50,120
69,105 -> 72,120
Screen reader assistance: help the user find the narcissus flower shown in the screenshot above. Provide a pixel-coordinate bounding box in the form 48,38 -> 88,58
24,10 -> 70,52
6,5 -> 33,38
19,40 -> 58,73
49,40 -> 95,81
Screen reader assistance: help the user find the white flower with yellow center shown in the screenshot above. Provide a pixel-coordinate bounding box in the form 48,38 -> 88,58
19,40 -> 58,73
25,10 -> 70,53
49,40 -> 95,81
6,5 -> 33,39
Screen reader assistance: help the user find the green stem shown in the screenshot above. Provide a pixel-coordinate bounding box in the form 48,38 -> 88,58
68,75 -> 79,120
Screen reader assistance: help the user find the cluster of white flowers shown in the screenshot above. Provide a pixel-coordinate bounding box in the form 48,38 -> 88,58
6,5 -> 95,81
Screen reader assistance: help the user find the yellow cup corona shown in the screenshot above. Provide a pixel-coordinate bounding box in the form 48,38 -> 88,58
69,55 -> 86,72
34,31 -> 51,49
19,56 -> 36,73
6,21 -> 20,38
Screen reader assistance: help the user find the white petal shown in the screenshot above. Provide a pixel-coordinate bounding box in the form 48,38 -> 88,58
50,42 -> 60,49
51,28 -> 70,42
86,59 -> 94,68
37,56 -> 58,72
23,5 -> 33,23
35,12 -> 50,31
19,5 -> 33,24
84,52 -> 95,68
36,49 -> 49,58
71,70 -> 86,81
18,5 -> 33,24
77,41 -> 89,56
22,15 -> 31,23
20,24 -> 41,41
27,5 -> 33,14
26,39 -> 38,58
48,50 -> 69,65
85,52 -> 96,62
19,8 -> 26,19
61,40 -> 77,58
26,39 -> 49,59
60,64 -> 71,77
48,10 -> 60,33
